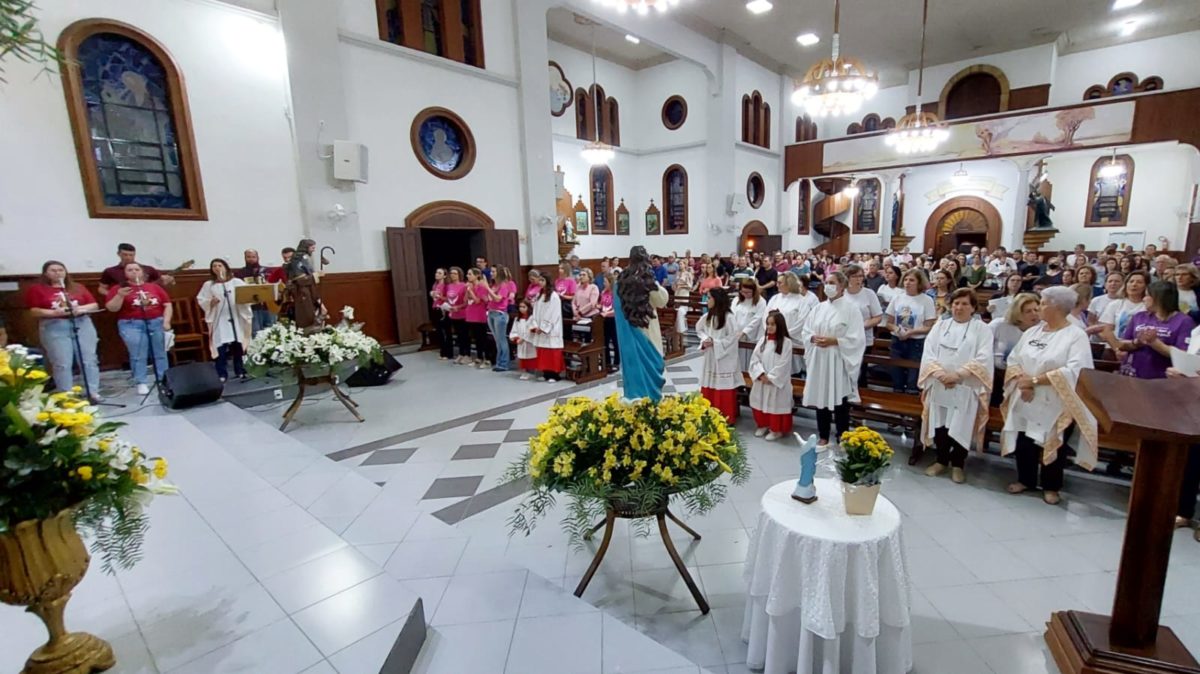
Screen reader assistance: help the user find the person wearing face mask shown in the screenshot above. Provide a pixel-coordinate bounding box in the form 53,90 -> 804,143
802,272 -> 865,449
917,289 -> 994,484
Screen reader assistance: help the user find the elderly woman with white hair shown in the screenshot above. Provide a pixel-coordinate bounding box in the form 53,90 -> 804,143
1001,286 -> 1098,505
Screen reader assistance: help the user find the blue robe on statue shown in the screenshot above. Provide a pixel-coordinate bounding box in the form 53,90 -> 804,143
612,283 -> 665,402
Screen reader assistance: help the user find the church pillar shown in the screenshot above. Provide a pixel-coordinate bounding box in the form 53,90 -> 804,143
276,0 -> 364,269
875,168 -> 906,253
513,0 -> 557,266
1006,156 -> 1040,252
706,44 -> 738,252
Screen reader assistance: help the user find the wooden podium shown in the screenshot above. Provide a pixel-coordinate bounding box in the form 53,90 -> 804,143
1046,370 -> 1200,673
234,283 -> 281,313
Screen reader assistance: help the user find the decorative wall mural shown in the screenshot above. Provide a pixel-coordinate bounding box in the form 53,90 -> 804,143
549,61 -> 573,117
410,107 -> 476,180
823,100 -> 1135,174
1085,154 -> 1134,227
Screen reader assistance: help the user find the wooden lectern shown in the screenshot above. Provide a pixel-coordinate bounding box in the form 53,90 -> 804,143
234,283 -> 281,314
1046,370 -> 1200,673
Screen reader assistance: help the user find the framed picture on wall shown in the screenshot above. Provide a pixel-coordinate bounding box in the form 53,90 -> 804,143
616,199 -> 630,235
646,200 -> 661,235
573,197 -> 589,236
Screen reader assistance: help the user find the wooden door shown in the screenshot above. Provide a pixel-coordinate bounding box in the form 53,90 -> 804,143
386,227 -> 427,344
763,235 -> 783,254
484,229 -> 520,280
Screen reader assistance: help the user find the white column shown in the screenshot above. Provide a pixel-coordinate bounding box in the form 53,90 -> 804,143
1006,157 -> 1040,251
276,0 -> 364,268
705,44 -> 738,252
513,0 -> 557,266
875,169 -> 905,252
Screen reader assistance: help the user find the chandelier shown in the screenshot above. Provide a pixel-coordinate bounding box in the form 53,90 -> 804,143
582,140 -> 615,165
791,0 -> 878,117
593,0 -> 682,15
884,0 -> 949,154
1098,148 -> 1126,177
581,21 -> 613,166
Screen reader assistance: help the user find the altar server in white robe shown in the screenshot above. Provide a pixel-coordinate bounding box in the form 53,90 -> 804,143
197,258 -> 253,382
697,287 -> 741,423
766,271 -> 818,373
802,271 -> 866,449
1001,286 -> 1098,506
528,281 -> 565,382
733,278 -> 768,372
918,288 -> 994,484
749,310 -> 795,440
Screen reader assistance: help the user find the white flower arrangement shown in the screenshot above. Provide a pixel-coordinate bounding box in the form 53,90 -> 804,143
246,309 -> 383,374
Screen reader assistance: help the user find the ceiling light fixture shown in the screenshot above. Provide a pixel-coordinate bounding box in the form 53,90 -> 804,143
746,0 -> 773,15
1119,18 -> 1139,36
796,32 -> 820,47
884,0 -> 949,154
1098,149 -> 1126,178
594,0 -> 683,16
582,23 -> 614,166
625,34 -> 641,44
1112,0 -> 1142,10
842,178 -> 859,199
791,0 -> 878,117
951,163 -> 969,185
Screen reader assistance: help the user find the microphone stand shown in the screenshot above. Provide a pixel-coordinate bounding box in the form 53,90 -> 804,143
59,287 -> 124,408
220,277 -> 245,381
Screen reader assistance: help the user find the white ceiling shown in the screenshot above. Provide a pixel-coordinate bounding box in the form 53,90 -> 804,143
547,7 -> 677,71
669,0 -> 1200,86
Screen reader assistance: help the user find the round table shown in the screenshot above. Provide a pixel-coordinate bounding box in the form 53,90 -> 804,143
741,479 -> 912,674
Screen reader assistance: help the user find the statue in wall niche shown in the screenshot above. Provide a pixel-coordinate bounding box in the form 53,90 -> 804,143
1028,184 -> 1056,230
890,192 -> 901,236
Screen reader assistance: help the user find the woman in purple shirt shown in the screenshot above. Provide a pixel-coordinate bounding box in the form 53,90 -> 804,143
1101,281 -> 1196,379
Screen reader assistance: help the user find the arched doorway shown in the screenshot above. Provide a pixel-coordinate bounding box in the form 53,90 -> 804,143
387,201 -> 518,343
923,196 -> 1002,259
740,220 -> 776,254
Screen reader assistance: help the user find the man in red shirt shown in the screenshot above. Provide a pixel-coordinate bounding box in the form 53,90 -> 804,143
265,247 -> 295,285
97,243 -> 172,296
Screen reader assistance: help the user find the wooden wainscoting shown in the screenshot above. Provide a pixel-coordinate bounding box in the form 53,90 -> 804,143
0,269 -> 396,371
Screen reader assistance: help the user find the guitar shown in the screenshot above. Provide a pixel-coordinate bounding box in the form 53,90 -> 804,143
97,259 -> 195,295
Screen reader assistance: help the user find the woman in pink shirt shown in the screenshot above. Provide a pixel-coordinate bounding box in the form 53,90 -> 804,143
555,262 -> 578,318
486,266 -> 518,371
525,270 -> 543,302
600,271 -> 619,372
464,268 -> 491,368
572,269 -> 600,319
697,262 -> 723,295
443,267 -> 470,364
429,268 -> 454,360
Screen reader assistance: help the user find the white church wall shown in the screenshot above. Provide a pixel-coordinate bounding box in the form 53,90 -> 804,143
547,39 -> 639,144
733,147 -> 782,242
1040,144 -> 1197,252
0,0 -> 302,275
635,59 -> 710,149
1050,30 -> 1200,106
910,43 -> 1057,106
340,42 -> 527,270
552,138 -> 642,259
734,54 -> 783,149
640,147 -> 711,257
816,84 -> 912,141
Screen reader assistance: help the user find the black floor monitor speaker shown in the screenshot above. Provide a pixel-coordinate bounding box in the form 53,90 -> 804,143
159,362 -> 224,409
345,351 -> 402,387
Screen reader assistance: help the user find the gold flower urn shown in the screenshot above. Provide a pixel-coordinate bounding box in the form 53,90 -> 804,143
0,510 -> 115,674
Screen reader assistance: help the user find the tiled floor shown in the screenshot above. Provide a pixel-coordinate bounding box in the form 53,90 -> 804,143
9,349 -> 1200,674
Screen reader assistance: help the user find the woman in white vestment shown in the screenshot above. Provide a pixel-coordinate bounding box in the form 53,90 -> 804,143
989,293 -> 1040,407
765,272 -> 818,374
697,287 -> 741,423
733,278 -> 768,372
749,310 -> 795,441
1001,286 -> 1098,506
197,258 -> 252,382
918,289 -> 994,484
802,271 -> 866,449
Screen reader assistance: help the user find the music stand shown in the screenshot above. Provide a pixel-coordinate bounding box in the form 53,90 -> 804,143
60,295 -> 123,408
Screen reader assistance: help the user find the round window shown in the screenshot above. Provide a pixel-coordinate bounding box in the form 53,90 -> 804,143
410,107 -> 476,180
747,172 -> 765,209
662,95 -> 688,130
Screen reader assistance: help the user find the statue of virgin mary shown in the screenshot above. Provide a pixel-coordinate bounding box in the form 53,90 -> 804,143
613,246 -> 670,401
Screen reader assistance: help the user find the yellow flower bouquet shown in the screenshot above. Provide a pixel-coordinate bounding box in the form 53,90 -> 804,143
504,393 -> 749,545
0,346 -> 175,572
835,425 -> 894,487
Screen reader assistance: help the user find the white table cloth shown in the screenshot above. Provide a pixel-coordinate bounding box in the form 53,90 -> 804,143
742,479 -> 913,674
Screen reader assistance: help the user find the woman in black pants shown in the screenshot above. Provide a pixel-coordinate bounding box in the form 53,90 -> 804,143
429,268 -> 455,360
600,271 -> 620,372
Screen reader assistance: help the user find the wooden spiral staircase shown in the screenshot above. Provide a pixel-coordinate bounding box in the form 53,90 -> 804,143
811,178 -> 852,256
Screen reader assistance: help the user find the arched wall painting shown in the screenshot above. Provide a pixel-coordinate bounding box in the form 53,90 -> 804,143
1085,155 -> 1135,227
853,178 -> 881,234
549,61 -> 572,117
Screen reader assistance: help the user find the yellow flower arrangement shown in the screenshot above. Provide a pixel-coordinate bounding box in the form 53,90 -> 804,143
506,393 -> 749,544
835,425 -> 894,486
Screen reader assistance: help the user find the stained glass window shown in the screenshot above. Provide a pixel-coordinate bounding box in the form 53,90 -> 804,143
420,0 -> 443,55
664,166 -> 688,234
381,0 -> 403,44
590,167 -> 613,234
77,32 -> 188,210
854,179 -> 881,234
460,0 -> 478,66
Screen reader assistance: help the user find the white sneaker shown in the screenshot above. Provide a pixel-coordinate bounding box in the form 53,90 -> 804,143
477,361 -> 490,369
754,427 -> 769,437
765,431 -> 783,441
519,373 -> 531,381
136,383 -> 150,395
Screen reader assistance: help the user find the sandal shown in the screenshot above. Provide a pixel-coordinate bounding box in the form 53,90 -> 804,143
1043,491 -> 1062,506
1006,482 -> 1028,495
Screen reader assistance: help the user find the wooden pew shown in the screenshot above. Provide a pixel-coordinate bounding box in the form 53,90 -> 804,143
564,316 -> 607,384
657,307 -> 686,360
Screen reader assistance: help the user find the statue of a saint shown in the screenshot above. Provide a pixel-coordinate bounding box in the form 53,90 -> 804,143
1028,185 -> 1056,230
890,192 -> 901,236
612,246 -> 670,401
282,238 -> 324,329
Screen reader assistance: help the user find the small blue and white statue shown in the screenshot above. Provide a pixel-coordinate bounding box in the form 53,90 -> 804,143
791,433 -> 820,504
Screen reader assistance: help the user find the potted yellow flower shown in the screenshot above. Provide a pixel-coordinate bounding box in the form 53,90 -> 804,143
835,426 -> 893,515
0,346 -> 174,674
504,393 -> 749,544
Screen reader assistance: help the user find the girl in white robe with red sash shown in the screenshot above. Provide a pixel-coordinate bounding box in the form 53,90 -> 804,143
698,287 -> 741,423
528,280 -> 564,382
802,272 -> 865,449
918,289 -> 994,484
750,310 -> 795,440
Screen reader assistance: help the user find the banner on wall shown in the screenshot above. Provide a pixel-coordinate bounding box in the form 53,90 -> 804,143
823,100 -> 1135,174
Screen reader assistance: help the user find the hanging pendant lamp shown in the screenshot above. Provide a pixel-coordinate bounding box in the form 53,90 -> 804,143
791,0 -> 878,117
884,0 -> 949,154
581,22 -> 614,166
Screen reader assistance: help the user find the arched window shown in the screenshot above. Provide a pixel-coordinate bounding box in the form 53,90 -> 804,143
939,65 -> 1010,120
375,0 -> 485,68
590,166 -> 614,235
607,98 -> 621,147
795,115 -> 818,142
574,87 -> 592,140
797,180 -> 811,235
58,19 -> 205,219
662,165 -> 688,235
742,95 -> 753,143
761,102 -> 771,148
741,91 -> 769,148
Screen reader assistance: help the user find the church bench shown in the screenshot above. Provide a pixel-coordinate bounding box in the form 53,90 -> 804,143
564,317 -> 606,384
656,307 -> 686,360
417,322 -> 438,351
